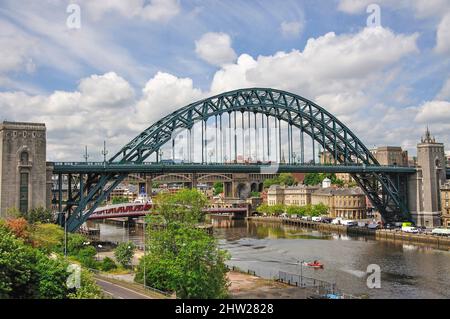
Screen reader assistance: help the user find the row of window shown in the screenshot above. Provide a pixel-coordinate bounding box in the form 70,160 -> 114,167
6,131 -> 42,138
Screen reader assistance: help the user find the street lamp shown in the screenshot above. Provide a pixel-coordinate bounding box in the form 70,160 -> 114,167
208,150 -> 214,164
292,152 -> 297,165
143,219 -> 146,289
83,145 -> 89,163
97,244 -> 103,261
101,141 -> 109,167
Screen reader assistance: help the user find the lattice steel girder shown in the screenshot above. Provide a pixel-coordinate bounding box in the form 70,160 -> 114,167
110,88 -> 379,165
59,88 -> 418,231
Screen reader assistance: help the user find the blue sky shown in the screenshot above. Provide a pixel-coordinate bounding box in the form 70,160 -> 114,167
0,0 -> 449,161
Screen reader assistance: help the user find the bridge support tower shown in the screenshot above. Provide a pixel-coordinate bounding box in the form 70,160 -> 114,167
408,128 -> 446,227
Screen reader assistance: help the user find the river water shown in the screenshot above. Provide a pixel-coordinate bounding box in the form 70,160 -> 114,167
88,220 -> 450,299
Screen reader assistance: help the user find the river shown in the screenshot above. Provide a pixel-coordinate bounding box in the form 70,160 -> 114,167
88,219 -> 450,299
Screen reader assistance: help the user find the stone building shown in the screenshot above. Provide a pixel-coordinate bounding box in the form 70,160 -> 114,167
311,187 -> 367,219
440,182 -> 450,228
267,183 -> 367,219
407,128 -> 446,228
267,184 -> 319,206
371,146 -> 409,166
0,121 -> 52,217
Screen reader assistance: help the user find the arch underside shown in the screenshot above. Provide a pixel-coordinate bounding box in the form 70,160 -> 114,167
64,88 -> 408,231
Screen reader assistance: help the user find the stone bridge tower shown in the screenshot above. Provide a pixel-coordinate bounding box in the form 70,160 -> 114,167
0,121 -> 49,217
408,128 -> 446,227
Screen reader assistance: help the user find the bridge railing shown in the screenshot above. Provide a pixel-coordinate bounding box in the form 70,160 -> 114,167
53,161 -> 420,168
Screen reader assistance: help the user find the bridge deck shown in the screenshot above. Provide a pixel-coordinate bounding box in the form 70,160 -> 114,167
53,162 -> 419,174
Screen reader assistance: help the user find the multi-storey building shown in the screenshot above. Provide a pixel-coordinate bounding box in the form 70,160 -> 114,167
441,182 -> 450,228
267,184 -> 319,206
311,187 -> 367,219
371,146 -> 409,166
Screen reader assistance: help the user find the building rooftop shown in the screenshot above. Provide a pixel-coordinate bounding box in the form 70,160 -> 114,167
313,187 -> 365,196
1,121 -> 46,130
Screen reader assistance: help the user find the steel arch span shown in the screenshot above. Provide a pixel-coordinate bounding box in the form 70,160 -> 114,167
62,88 -> 409,231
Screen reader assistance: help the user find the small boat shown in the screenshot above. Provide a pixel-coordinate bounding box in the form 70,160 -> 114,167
303,261 -> 324,269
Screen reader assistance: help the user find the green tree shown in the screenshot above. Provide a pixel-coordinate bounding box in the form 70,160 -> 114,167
250,191 -> 260,198
310,203 -> 329,216
111,196 -> 129,204
154,188 -> 208,224
136,189 -> 229,298
100,257 -> 117,272
25,207 -> 54,224
278,173 -> 295,186
304,173 -> 322,186
136,224 -> 229,298
114,242 -> 135,268
213,182 -> 224,196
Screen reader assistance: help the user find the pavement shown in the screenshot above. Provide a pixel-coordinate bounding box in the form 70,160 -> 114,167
95,277 -> 153,299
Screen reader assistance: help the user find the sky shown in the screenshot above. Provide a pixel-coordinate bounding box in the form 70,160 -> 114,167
0,0 -> 449,161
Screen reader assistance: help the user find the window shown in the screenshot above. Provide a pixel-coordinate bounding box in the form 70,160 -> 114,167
19,173 -> 29,213
20,151 -> 29,164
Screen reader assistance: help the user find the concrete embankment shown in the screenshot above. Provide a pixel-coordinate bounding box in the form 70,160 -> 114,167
247,217 -> 450,249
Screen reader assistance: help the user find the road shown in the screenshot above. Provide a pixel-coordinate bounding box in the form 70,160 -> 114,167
95,277 -> 153,299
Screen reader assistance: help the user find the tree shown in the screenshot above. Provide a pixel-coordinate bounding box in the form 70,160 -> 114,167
310,203 -> 329,216
136,189 -> 229,298
250,191 -> 260,198
5,218 -> 29,240
263,173 -> 296,189
304,173 -> 322,186
100,257 -> 117,272
25,207 -> 54,224
114,242 -> 135,268
111,196 -> 129,205
279,173 -> 295,186
213,182 -> 224,196
154,188 -> 208,224
136,224 -> 229,298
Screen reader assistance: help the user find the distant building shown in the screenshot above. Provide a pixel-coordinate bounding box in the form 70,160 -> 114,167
441,182 -> 450,228
0,121 -> 52,217
311,187 -> 367,219
371,146 -> 408,166
267,184 -> 319,206
109,185 -> 137,202
267,183 -> 367,219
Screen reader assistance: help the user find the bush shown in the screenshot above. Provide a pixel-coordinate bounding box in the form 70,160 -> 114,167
100,257 -> 117,272
114,242 -> 135,268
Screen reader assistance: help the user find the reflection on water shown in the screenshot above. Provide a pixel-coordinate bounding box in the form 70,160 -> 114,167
91,219 -> 450,299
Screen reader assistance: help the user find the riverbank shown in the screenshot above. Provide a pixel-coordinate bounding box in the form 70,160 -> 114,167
247,216 -> 450,250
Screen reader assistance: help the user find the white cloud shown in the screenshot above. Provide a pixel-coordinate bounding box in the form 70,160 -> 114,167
337,0 -> 449,18
437,77 -> 450,100
82,0 -> 180,22
211,27 -> 418,99
136,72 -> 203,128
435,13 -> 450,54
280,21 -> 304,38
0,72 -> 137,160
78,72 -> 135,109
415,100 -> 450,123
195,32 -> 237,66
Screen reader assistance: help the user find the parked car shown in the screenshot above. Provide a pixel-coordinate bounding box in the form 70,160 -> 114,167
368,223 -> 379,230
312,216 -> 322,222
331,217 -> 342,225
341,220 -> 358,227
357,221 -> 367,227
402,226 -> 419,233
302,216 -> 312,221
431,228 -> 450,236
321,217 -> 333,224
